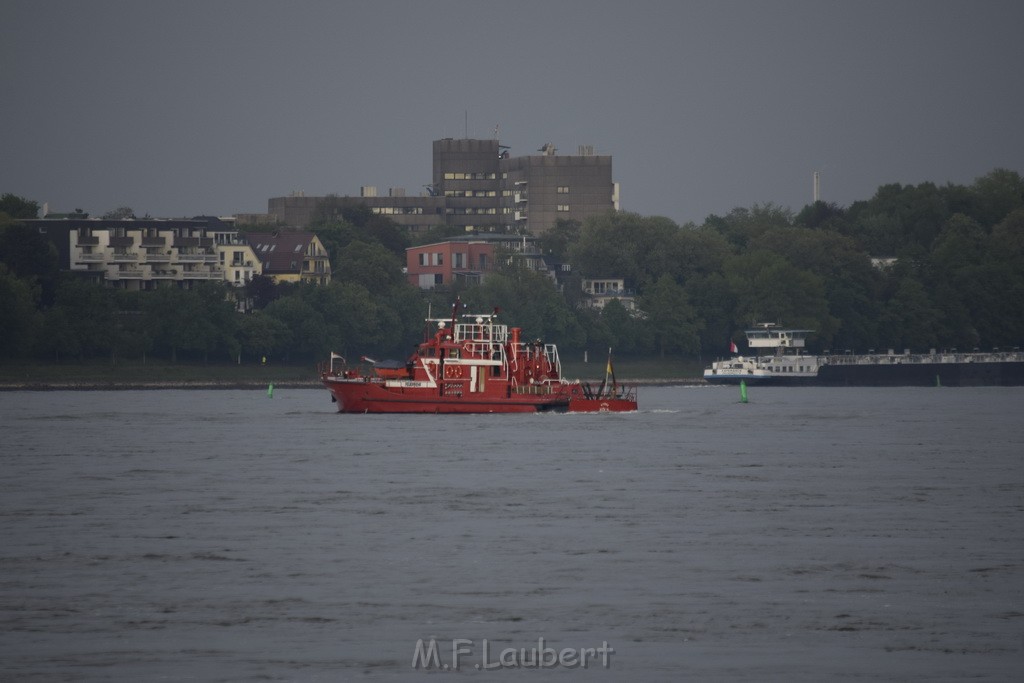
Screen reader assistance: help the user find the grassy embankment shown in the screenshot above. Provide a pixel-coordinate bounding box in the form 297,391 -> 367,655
0,355 -> 705,389
0,360 -> 319,389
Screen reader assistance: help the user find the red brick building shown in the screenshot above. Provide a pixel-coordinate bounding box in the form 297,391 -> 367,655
406,235 -> 546,289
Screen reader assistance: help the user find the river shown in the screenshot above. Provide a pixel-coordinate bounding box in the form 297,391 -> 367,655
1,386 -> 1021,681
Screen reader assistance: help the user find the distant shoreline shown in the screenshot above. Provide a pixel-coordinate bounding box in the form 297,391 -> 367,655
0,377 -> 706,391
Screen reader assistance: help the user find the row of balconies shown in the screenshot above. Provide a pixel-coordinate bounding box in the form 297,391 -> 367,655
74,249 -> 219,265
75,235 -> 213,248
104,265 -> 224,281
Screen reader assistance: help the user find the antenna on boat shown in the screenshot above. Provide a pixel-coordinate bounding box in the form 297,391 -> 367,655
450,297 -> 461,331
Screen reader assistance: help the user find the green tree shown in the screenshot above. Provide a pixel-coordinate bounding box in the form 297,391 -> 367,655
724,250 -> 836,345
311,197 -> 409,256
569,211 -> 684,289
143,287 -> 221,362
333,240 -> 405,291
991,208 -> 1024,255
848,182 -> 950,253
878,277 -> 942,351
0,264 -> 39,358
193,283 -> 239,362
684,272 -> 736,355
568,211 -> 640,284
0,193 -> 40,219
929,213 -> 986,274
599,298 -> 640,354
307,281 -> 395,356
749,226 -> 880,350
970,168 -> 1024,228
236,311 -> 292,361
639,275 -> 702,357
795,201 -> 847,231
0,222 -> 60,306
39,279 -> 117,360
245,274 -> 278,310
263,294 -> 328,361
703,203 -> 793,251
674,227 -> 731,282
537,218 -> 582,261
101,206 -> 136,220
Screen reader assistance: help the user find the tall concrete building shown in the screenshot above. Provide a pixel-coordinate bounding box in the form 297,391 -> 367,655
502,142 -> 617,235
267,138 -> 618,235
432,138 -> 502,232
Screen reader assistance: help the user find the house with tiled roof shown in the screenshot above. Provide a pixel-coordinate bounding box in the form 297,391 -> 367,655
246,231 -> 331,285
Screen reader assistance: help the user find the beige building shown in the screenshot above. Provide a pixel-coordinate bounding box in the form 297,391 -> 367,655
582,277 -> 637,311
246,231 -> 331,285
29,218 -> 330,292
215,238 -> 263,288
57,219 -> 227,290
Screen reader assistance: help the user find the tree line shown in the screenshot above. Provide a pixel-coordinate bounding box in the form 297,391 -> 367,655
1,167 -> 1023,365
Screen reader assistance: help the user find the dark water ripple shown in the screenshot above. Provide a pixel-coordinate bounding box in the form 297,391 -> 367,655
1,387 -> 1022,680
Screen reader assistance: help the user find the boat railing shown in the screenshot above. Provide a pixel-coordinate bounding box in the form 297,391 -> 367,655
512,380 -> 562,395
511,342 -> 561,376
453,321 -> 508,344
463,340 -> 506,363
824,350 -> 1024,366
545,344 -> 561,376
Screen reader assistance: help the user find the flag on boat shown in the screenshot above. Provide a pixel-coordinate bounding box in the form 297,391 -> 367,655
606,349 -> 618,392
729,341 -> 738,354
597,348 -> 618,398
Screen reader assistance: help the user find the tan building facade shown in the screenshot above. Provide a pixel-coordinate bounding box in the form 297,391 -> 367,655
50,219 -> 228,290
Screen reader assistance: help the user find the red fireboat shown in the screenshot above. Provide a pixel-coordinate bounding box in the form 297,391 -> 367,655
320,301 -> 637,414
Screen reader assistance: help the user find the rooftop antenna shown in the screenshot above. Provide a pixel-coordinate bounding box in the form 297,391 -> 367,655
464,110 -> 468,138
813,171 -> 821,203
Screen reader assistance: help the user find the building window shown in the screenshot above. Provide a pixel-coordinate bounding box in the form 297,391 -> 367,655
557,186 -> 570,194
453,253 -> 465,268
434,273 -> 444,285
419,253 -> 428,266
557,204 -> 570,212
432,252 -> 443,266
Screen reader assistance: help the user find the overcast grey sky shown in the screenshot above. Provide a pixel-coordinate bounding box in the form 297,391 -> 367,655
3,0 -> 1022,225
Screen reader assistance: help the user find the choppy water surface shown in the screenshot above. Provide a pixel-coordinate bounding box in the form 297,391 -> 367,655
1,386 -> 1022,681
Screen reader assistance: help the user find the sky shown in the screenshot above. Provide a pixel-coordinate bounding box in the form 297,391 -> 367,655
3,0 -> 1023,225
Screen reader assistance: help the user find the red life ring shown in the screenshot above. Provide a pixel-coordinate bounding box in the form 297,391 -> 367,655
444,365 -> 463,379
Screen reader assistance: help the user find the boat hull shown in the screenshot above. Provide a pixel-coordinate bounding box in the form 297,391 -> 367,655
568,397 -> 639,412
704,361 -> 1024,387
323,377 -> 570,414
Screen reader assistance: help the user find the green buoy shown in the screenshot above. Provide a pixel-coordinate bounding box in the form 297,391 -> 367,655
740,380 -> 748,403
267,383 -> 274,398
